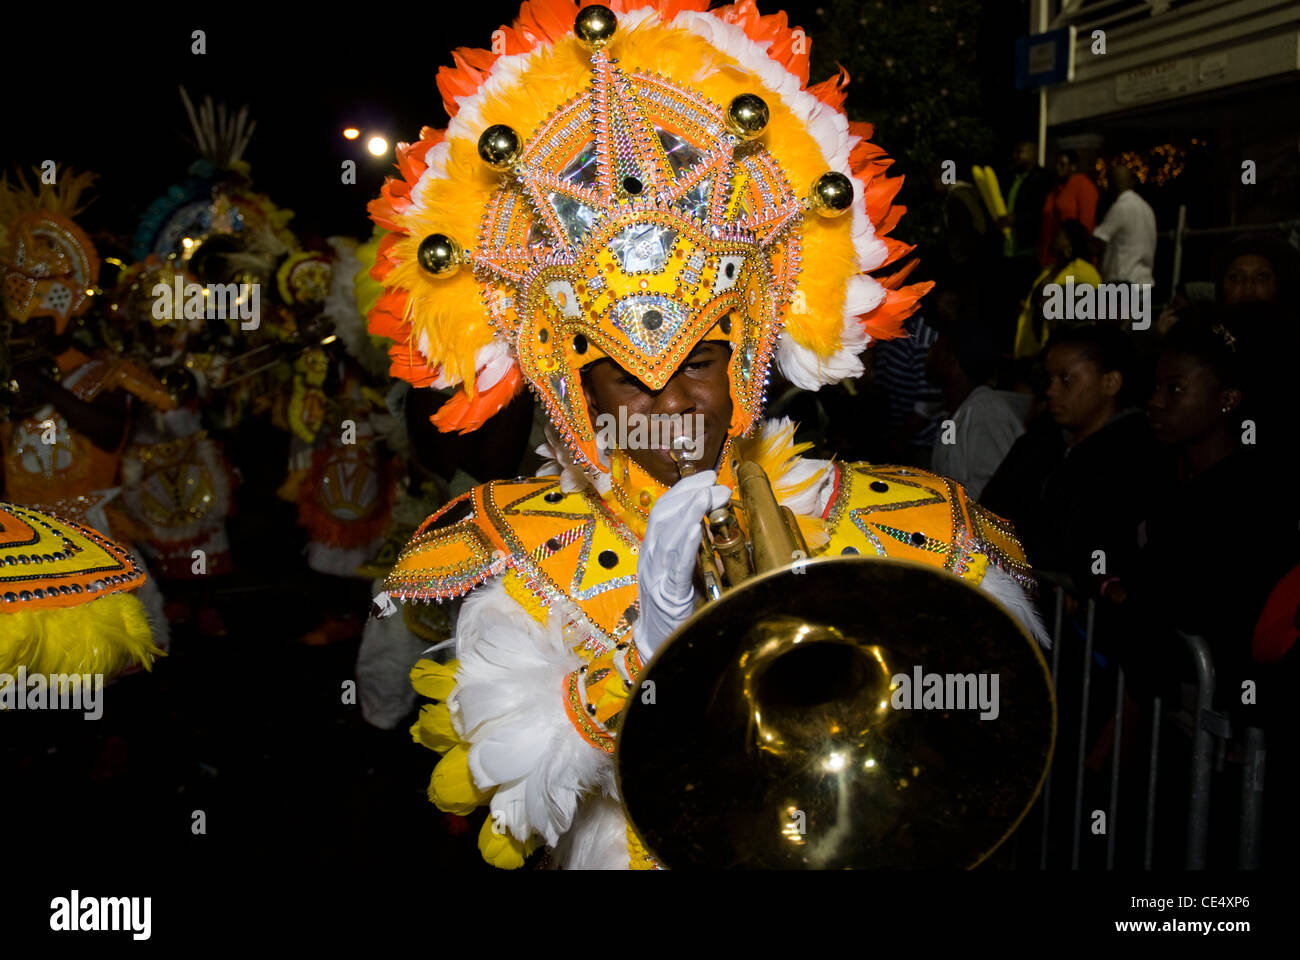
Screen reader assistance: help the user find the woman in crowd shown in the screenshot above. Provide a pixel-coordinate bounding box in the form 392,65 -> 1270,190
1104,313 -> 1297,705
1013,219 -> 1102,360
983,324 -> 1159,604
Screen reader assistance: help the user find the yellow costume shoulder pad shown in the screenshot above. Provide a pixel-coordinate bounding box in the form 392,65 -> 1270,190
385,476 -> 641,643
817,462 -> 1034,590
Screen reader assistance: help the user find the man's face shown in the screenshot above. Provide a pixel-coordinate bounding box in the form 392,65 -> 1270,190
1222,255 -> 1277,306
582,340 -> 733,488
1012,142 -> 1036,172
1054,154 -> 1074,182
1045,344 -> 1119,433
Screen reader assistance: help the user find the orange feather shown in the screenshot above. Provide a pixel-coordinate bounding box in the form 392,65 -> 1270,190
431,364 -> 524,434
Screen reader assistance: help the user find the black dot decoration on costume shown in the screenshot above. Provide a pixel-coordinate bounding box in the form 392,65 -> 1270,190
910,531 -> 927,546
719,314 -> 731,335
642,309 -> 663,331
598,549 -> 618,569
544,490 -> 564,503
622,175 -> 643,195
623,605 -> 639,624
586,704 -> 597,715
870,480 -> 889,493
573,333 -> 588,354
546,537 -> 563,552
430,498 -> 473,530
841,546 -> 859,555
538,327 -> 549,343
724,261 -> 736,279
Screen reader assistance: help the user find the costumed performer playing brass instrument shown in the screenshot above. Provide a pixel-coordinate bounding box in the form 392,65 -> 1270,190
364,0 -> 1048,869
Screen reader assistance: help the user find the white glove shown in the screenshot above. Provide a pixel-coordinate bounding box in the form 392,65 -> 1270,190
633,469 -> 731,661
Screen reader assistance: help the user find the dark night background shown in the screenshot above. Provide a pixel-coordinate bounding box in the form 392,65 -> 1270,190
8,2 -> 1040,246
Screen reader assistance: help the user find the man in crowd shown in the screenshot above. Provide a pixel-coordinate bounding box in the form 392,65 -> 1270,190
1093,162 -> 1156,287
1040,149 -> 1099,267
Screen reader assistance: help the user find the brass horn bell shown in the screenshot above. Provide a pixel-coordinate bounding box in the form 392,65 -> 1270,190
616,454 -> 1056,869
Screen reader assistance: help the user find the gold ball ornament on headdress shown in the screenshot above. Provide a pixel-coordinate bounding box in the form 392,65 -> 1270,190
574,4 -> 617,50
477,124 -> 522,171
725,94 -> 770,141
809,171 -> 854,218
417,234 -> 463,278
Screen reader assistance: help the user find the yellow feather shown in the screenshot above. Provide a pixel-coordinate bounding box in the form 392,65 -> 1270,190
0,593 -> 161,679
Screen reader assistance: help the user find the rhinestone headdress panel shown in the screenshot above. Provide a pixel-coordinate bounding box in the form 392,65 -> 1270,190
472,52 -> 803,471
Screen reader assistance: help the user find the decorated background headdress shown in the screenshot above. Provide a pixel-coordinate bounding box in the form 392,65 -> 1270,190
132,88 -> 297,272
365,0 -> 930,476
0,166 -> 100,333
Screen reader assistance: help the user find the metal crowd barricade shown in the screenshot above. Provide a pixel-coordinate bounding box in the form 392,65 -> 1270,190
1012,582 -> 1267,870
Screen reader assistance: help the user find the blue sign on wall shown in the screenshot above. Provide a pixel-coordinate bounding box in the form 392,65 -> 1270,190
1016,26 -> 1076,90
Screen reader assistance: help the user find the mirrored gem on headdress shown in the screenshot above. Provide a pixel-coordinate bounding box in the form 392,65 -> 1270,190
741,340 -> 756,382
657,129 -> 705,177
675,176 -> 712,222
548,192 -> 598,246
560,143 -> 599,188
549,369 -> 583,427
610,295 -> 686,355
609,223 -> 678,274
545,280 -> 583,318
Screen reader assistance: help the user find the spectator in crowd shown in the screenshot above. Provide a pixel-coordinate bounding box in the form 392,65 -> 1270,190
983,324 -> 1158,603
1039,149 -> 1099,267
1104,314 -> 1298,729
1216,234 -> 1299,311
1014,219 -> 1102,359
925,323 -> 1028,499
931,162 -> 991,271
875,306 -> 947,468
995,140 -> 1056,346
1092,162 -> 1156,286
1000,140 -> 1054,270
1219,299 -> 1300,463
1091,312 -> 1299,869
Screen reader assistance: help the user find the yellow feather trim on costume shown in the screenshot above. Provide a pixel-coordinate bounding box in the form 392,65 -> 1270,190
411,702 -> 461,755
502,569 -> 547,625
0,592 -> 161,679
410,657 -> 459,701
478,813 -> 538,870
428,743 -> 491,815
627,822 -> 659,870
409,658 -> 542,868
959,552 -> 990,585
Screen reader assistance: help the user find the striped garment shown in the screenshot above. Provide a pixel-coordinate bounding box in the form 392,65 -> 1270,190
874,311 -> 947,448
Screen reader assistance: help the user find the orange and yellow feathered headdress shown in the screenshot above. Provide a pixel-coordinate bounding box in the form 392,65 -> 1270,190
365,0 -> 930,474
